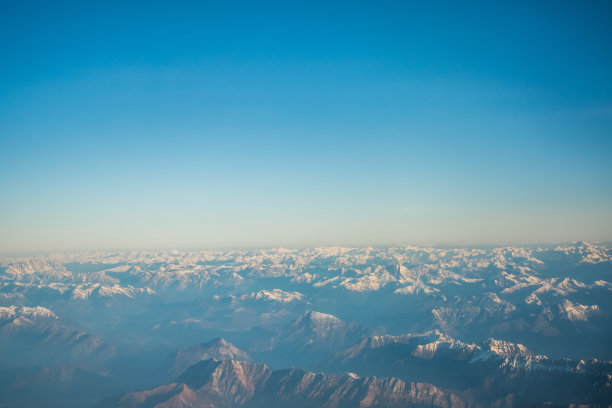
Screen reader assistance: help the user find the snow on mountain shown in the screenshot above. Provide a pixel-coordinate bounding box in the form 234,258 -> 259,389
335,329 -> 479,362
531,277 -> 587,297
1,243 -> 611,407
431,292 -> 516,333
338,265 -> 397,292
325,329 -> 612,407
548,241 -> 612,264
482,338 -> 531,358
1,242 -> 610,360
71,283 -> 155,300
0,305 -> 57,322
393,279 -> 440,295
2,242 -> 609,300
594,279 -> 612,290
524,292 -> 542,305
238,289 -> 304,303
285,311 -> 345,338
557,299 -> 601,321
470,338 -> 549,370
332,328 -> 611,379
167,338 -> 252,378
0,305 -> 116,367
275,310 -> 373,355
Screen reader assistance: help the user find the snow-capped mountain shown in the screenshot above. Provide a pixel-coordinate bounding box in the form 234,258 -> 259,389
238,288 -> 305,304
0,305 -> 116,368
279,311 -> 372,351
167,338 -> 252,378
0,243 -> 611,407
325,329 -> 612,406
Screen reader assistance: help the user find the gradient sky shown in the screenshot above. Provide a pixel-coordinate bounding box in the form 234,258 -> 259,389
1,1 -> 611,252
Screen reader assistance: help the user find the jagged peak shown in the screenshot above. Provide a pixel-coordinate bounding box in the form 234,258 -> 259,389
482,338 -> 533,357
339,329 -> 476,361
288,310 -> 345,332
168,338 -> 252,378
239,288 -> 305,303
113,357 -> 466,408
302,310 -> 341,323
558,299 -> 600,321
0,305 -> 56,320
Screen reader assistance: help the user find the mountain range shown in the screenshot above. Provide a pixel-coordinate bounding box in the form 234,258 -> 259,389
0,242 -> 610,407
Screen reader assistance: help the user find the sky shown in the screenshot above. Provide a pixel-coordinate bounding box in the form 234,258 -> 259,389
1,0 -> 611,252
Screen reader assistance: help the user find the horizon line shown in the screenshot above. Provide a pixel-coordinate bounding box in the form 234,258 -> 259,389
1,239 -> 609,259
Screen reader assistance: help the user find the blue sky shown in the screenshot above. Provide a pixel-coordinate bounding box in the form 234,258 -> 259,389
1,1 -> 611,251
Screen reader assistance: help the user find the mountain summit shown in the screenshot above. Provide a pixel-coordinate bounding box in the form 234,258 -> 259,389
167,338 -> 252,378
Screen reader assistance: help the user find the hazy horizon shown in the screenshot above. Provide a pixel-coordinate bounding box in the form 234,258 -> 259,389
1,240 -> 611,260
2,3 -> 611,406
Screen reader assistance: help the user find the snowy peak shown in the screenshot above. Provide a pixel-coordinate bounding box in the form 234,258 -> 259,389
0,306 -> 60,331
0,305 -> 116,367
298,310 -> 342,326
285,310 -> 346,338
168,338 -> 252,378
558,299 -> 601,321
71,284 -> 155,300
539,241 -> 612,264
338,330 -> 477,361
0,305 -> 56,321
469,338 -> 549,370
278,310 -> 373,354
238,288 -> 304,303
482,338 -> 534,358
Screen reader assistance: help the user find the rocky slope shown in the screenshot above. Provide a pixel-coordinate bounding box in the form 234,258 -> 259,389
325,330 -> 612,406
0,305 -> 116,368
101,359 -> 469,408
167,337 -> 252,378
1,243 -> 611,407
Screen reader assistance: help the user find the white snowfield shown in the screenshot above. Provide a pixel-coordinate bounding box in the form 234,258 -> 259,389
0,242 -> 612,320
0,305 -> 56,320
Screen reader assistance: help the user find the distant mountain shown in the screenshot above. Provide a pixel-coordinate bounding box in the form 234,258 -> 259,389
0,365 -> 122,404
237,289 -> 305,304
167,338 -> 252,378
277,310 -> 373,353
0,305 -> 116,368
100,359 -> 467,408
1,244 -> 612,407
260,310 -> 373,369
333,329 -> 477,362
71,283 -> 155,300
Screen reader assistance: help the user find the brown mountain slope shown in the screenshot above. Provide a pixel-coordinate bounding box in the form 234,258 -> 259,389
101,359 -> 470,408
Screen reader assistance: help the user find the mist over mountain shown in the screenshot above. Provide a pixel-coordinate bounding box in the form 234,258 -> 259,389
166,337 -> 252,378
0,243 -> 610,407
100,358 -> 468,408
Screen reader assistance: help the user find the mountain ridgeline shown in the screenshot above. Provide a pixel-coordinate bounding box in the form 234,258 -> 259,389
101,359 -> 467,408
0,243 -> 611,407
